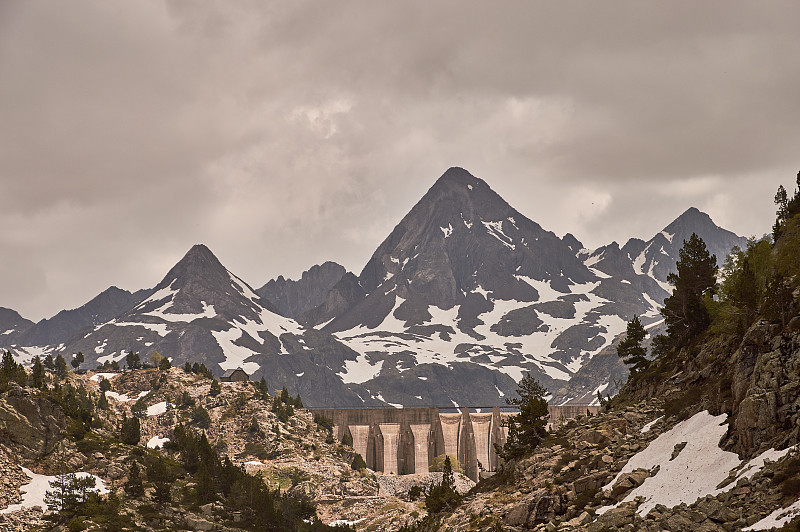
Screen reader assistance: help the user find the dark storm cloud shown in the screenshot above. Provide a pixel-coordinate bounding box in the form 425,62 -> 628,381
0,0 -> 796,320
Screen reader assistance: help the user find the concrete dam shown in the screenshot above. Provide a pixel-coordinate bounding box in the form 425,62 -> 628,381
311,405 -> 600,482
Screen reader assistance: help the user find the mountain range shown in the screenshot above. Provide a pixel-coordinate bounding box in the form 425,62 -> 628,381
0,168 -> 747,407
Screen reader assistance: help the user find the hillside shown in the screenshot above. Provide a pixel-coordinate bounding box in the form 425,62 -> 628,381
0,363 -> 428,530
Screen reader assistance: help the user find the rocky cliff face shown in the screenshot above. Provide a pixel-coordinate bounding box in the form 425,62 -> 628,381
0,384 -> 67,460
257,261 -> 347,320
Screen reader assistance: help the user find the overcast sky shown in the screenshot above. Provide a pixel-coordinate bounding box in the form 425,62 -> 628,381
2,1 -> 799,321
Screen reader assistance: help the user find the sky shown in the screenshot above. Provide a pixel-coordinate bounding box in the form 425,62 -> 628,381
2,1 -> 799,321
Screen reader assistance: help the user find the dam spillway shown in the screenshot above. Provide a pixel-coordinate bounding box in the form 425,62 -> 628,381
311,405 -> 600,481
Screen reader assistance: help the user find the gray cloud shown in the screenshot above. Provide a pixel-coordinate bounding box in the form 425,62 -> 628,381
0,0 -> 796,320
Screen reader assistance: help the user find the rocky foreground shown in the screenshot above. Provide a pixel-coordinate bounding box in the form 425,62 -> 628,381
0,366 -> 477,531
419,396 -> 799,531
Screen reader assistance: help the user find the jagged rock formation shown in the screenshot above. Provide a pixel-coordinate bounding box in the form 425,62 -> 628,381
302,168 -> 746,406
256,261 -> 347,319
620,207 -> 747,287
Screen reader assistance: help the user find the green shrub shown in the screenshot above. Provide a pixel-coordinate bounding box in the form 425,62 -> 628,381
429,454 -> 463,474
351,454 -> 367,471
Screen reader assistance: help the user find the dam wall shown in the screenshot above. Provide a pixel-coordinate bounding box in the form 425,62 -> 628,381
312,405 -> 600,481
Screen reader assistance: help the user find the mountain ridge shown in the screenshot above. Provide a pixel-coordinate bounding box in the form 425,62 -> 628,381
1,168 -> 749,408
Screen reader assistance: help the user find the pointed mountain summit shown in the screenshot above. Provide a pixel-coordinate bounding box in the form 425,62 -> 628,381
330,167 -> 594,333
62,244 -> 301,373
54,245 -> 372,407
312,167 -> 646,404
622,207 -> 747,287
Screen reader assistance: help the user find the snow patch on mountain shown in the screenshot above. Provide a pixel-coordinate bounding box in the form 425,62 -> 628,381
481,220 -> 515,250
212,327 -> 261,374
145,301 -> 217,322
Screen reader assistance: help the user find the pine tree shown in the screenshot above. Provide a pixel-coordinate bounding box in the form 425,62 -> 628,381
159,357 -> 172,370
120,415 -> 141,445
30,356 -> 45,389
195,462 -> 216,504
125,351 -> 140,370
55,354 -> 68,379
425,455 -> 461,513
44,353 -> 55,370
504,373 -> 549,456
661,233 -> 718,347
209,379 -> 221,397
71,352 -> 84,370
147,459 -> 172,504
617,315 -> 649,374
97,391 -> 109,410
124,462 -> 144,498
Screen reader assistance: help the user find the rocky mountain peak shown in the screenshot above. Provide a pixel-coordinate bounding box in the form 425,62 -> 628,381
257,261 -> 347,319
622,207 -> 747,284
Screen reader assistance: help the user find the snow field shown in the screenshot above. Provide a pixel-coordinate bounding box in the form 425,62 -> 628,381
0,468 -> 108,514
599,411 -> 797,516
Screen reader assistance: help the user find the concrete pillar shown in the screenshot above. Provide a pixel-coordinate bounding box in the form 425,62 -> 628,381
410,424 -> 430,474
368,422 -> 383,472
438,413 -> 462,459
489,407 -> 503,471
349,424 -> 370,467
459,408 -> 478,481
470,412 -> 493,475
429,411 -> 445,460
379,423 -> 401,474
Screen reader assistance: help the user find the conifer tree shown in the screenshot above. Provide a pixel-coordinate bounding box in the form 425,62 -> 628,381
124,462 -> 144,498
661,233 -> 717,347
30,356 -> 45,389
503,373 -> 549,456
617,315 -> 649,374
97,391 -> 109,410
125,351 -> 140,370
55,354 -> 68,379
44,353 -> 55,370
120,415 -> 141,445
70,352 -> 84,370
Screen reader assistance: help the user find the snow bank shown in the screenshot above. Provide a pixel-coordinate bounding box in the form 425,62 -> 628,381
0,468 -> 108,514
600,411 -> 797,517
744,498 -> 800,530
600,411 -> 740,515
146,402 -> 168,416
147,435 -> 170,449
640,416 -> 663,434
89,372 -> 118,383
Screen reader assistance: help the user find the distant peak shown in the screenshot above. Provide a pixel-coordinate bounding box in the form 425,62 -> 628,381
434,167 -> 482,188
170,244 -> 226,275
187,243 -> 214,256
665,207 -> 715,232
